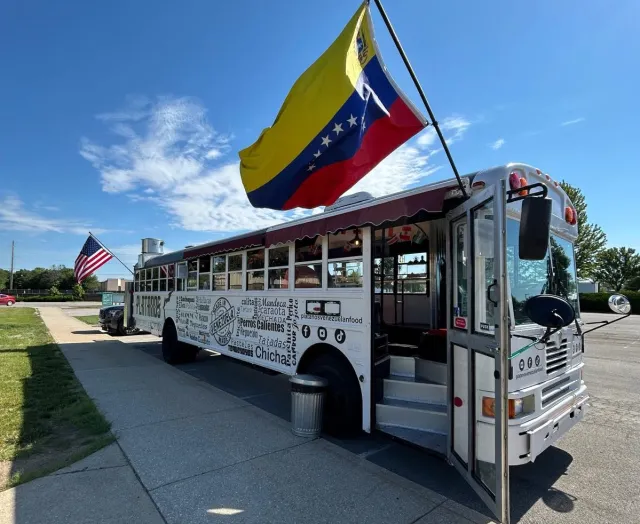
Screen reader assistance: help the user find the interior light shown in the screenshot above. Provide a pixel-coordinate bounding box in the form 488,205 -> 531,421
545,174 -> 551,181
472,181 -> 485,189
350,229 -> 362,247
536,169 -> 542,175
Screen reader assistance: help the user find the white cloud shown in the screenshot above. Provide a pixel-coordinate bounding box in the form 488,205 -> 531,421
0,195 -> 104,235
415,115 -> 471,150
346,145 -> 442,197
490,138 -> 505,150
81,96 -> 443,233
561,117 -> 586,126
416,127 -> 437,148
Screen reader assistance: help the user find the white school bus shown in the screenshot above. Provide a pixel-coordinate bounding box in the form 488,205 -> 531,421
126,163 -> 620,522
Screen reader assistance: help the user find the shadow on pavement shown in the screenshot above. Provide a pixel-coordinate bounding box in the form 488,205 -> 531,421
72,330 -> 104,335
130,338 -> 574,522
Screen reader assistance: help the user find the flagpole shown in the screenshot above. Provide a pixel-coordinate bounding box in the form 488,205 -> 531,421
370,0 -> 468,199
88,231 -> 135,276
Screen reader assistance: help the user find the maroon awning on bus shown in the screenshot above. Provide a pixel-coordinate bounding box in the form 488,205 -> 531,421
184,231 -> 266,259
266,186 -> 448,246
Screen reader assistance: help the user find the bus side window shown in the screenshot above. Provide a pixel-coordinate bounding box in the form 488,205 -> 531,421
327,229 -> 363,288
453,219 -> 468,323
198,257 -> 211,291
473,201 -> 495,334
187,260 -> 198,291
167,263 -> 175,291
247,249 -> 265,290
228,254 -> 243,290
294,235 -> 323,289
212,256 -> 226,290
268,245 -> 289,290
176,262 -> 187,291
152,266 -> 159,292
145,268 -> 153,292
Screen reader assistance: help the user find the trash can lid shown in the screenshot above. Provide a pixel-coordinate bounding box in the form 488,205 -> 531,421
289,374 -> 328,387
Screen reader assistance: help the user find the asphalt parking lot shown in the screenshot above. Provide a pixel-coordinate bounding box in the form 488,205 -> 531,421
94,311 -> 640,523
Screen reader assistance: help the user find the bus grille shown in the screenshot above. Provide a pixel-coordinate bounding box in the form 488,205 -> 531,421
546,338 -> 568,374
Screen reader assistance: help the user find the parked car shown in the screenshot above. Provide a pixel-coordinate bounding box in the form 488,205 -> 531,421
0,293 -> 16,306
99,305 -> 137,336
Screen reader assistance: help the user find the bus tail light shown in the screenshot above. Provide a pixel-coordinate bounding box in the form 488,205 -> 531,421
482,397 -> 525,419
565,206 -> 577,225
519,177 -> 528,196
508,172 -> 521,191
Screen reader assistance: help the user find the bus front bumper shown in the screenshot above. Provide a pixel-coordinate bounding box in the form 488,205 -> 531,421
476,383 -> 588,465
512,383 -> 588,465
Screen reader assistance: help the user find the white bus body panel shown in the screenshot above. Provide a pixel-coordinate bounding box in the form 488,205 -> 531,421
134,289 -> 372,431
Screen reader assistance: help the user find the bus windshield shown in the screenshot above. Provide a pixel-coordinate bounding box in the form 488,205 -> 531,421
506,218 -> 579,325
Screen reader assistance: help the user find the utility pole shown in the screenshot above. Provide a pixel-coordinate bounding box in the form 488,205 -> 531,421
9,241 -> 14,290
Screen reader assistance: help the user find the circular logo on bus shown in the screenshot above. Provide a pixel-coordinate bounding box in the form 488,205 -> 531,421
210,297 -> 235,346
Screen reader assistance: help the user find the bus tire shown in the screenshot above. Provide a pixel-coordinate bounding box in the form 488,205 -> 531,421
162,321 -> 198,365
162,321 -> 182,365
304,352 -> 362,437
116,318 -> 127,337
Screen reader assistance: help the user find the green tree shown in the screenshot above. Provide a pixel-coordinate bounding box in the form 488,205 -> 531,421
72,284 -> 85,300
593,247 -> 640,292
560,181 -> 607,277
624,275 -> 640,291
49,285 -> 61,296
11,269 -> 30,289
81,275 -> 100,292
0,268 -> 9,289
58,267 -> 77,290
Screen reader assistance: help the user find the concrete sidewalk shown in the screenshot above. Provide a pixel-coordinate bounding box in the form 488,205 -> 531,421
0,307 -> 495,524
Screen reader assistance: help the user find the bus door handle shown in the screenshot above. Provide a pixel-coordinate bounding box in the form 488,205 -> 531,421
487,279 -> 498,307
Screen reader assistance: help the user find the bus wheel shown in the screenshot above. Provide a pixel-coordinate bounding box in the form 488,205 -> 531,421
162,322 -> 182,365
305,353 -> 362,437
162,322 -> 198,364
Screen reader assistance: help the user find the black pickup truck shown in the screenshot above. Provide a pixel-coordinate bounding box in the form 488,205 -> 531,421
99,305 -> 137,336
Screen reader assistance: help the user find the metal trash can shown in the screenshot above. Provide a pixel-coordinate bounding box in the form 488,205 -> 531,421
290,374 -> 328,438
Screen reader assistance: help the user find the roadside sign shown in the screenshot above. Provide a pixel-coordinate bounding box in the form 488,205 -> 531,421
102,292 -> 125,306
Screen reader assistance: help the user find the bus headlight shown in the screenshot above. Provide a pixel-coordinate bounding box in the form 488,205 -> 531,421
482,396 -> 533,419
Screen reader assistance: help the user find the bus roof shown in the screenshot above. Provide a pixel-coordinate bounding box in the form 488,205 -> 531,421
180,176 -> 461,262
139,162 -> 567,268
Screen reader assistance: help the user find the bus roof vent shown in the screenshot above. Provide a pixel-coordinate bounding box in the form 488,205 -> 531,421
324,192 -> 374,213
141,238 -> 164,254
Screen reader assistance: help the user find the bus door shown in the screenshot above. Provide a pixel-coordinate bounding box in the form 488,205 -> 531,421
446,183 -> 511,523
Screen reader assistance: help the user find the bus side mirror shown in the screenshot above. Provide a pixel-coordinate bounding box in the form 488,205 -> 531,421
525,294 -> 575,328
609,294 -> 631,315
519,197 -> 552,261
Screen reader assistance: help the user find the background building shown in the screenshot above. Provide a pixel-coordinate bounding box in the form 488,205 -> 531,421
100,278 -> 131,292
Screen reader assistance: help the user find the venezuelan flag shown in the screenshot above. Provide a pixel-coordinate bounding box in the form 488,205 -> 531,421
239,2 -> 427,210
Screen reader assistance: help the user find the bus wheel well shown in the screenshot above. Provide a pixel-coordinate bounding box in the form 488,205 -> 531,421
297,343 -> 362,437
297,343 -> 352,375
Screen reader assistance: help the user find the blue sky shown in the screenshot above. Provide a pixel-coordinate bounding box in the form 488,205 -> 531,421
1,0 -> 638,279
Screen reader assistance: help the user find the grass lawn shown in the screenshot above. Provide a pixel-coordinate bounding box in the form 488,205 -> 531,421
0,308 -> 113,490
76,315 -> 100,326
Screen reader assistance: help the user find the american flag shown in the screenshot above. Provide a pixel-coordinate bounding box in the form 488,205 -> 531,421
74,236 -> 113,283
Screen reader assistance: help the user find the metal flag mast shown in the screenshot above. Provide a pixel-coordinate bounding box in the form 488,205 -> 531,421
88,231 -> 134,276
370,0 -> 468,199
